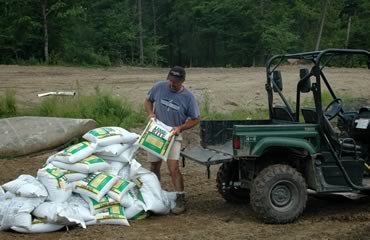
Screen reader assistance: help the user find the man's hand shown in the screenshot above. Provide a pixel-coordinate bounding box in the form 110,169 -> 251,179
147,113 -> 156,121
171,126 -> 182,136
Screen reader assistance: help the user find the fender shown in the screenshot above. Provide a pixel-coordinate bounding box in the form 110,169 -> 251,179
251,136 -> 317,156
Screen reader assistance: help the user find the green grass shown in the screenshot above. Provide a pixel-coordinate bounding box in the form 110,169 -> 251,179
0,90 -> 146,129
0,90 -> 17,117
3,89 -> 364,126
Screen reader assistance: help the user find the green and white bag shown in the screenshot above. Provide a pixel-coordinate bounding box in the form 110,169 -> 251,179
51,155 -> 109,174
73,172 -> 118,202
136,118 -> 175,161
82,195 -> 120,214
37,166 -> 72,202
86,205 -> 129,226
83,127 -> 138,146
50,141 -> 96,164
107,178 -> 136,202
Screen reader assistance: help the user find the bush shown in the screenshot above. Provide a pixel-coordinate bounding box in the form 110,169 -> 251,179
0,90 -> 17,117
63,46 -> 111,66
33,92 -> 145,129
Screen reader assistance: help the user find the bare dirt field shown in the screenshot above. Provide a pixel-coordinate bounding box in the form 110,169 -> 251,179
0,65 -> 370,240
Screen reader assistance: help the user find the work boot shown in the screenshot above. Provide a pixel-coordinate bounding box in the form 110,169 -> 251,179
171,193 -> 186,215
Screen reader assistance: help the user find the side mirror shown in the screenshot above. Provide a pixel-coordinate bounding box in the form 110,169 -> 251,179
299,68 -> 311,93
272,71 -> 283,92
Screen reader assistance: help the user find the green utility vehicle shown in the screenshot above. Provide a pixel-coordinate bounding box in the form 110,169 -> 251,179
181,49 -> 370,224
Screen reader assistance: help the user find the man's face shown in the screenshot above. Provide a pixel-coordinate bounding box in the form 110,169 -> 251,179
168,79 -> 183,92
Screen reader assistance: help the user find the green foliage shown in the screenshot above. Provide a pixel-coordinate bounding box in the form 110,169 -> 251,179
1,0 -> 370,66
0,90 -> 17,117
62,45 -> 111,66
34,92 -> 146,129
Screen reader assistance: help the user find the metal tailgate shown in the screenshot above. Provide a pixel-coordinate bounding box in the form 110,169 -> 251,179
181,141 -> 233,178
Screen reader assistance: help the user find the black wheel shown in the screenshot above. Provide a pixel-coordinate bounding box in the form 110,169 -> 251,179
250,164 -> 307,224
216,162 -> 250,203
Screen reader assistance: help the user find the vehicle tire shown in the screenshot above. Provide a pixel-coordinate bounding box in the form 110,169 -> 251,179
216,162 -> 250,203
250,164 -> 307,224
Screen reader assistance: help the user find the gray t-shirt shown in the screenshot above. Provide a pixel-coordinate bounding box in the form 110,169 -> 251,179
147,80 -> 200,127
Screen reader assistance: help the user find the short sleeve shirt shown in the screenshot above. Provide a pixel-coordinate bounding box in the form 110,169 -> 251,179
147,80 -> 200,127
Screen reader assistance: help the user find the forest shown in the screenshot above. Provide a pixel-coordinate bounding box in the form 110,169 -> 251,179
0,0 -> 369,67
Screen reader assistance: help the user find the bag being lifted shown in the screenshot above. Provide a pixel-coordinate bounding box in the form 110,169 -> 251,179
136,118 -> 175,161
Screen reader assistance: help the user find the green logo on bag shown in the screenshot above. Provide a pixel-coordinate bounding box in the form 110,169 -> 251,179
65,141 -> 90,155
46,168 -> 65,179
81,155 -> 104,165
87,173 -> 114,191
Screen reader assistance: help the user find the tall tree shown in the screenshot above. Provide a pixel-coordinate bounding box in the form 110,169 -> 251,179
138,0 -> 144,65
39,0 -> 65,63
315,0 -> 330,50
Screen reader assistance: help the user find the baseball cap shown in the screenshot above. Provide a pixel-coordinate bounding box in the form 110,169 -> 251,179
168,66 -> 186,81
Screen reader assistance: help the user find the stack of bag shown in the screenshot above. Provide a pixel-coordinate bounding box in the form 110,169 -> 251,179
0,127 -> 176,233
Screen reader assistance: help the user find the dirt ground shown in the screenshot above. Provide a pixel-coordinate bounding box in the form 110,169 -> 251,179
0,65 -> 370,239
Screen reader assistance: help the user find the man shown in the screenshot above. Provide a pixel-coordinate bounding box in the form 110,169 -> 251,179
144,66 -> 200,214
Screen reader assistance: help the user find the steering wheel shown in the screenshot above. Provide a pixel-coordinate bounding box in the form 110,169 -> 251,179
324,98 -> 343,120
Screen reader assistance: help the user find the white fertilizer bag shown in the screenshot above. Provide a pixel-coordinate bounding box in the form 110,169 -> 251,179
98,144 -> 138,163
120,190 -> 137,208
0,197 -> 44,230
128,159 -> 143,179
118,164 -> 130,179
39,163 -> 87,182
95,143 -> 131,157
52,155 -> 109,174
73,172 -> 118,202
68,194 -> 90,209
2,175 -> 48,198
51,141 -> 96,163
33,202 -> 91,228
107,178 -> 136,202
125,201 -> 148,220
105,160 -> 125,176
135,172 -> 171,215
37,167 -> 73,202
82,195 -> 120,214
83,127 -> 139,146
86,205 -> 129,226
136,118 -> 175,161
63,171 -> 88,182
11,218 -> 65,233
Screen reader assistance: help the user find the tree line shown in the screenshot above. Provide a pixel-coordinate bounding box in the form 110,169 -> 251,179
0,0 -> 369,67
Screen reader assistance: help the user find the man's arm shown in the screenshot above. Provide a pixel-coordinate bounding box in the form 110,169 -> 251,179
172,118 -> 200,135
144,98 -> 156,119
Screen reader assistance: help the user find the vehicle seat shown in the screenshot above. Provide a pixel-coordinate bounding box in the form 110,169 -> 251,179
302,108 -> 362,156
273,106 -> 295,122
322,113 -> 362,156
301,108 -> 318,124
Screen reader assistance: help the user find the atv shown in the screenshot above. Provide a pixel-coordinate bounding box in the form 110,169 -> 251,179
182,49 -> 370,223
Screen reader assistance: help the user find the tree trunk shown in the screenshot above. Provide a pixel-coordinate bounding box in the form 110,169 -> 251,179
151,0 -> 157,65
315,0 -> 329,51
138,0 -> 144,65
345,16 -> 352,49
41,0 -> 49,63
